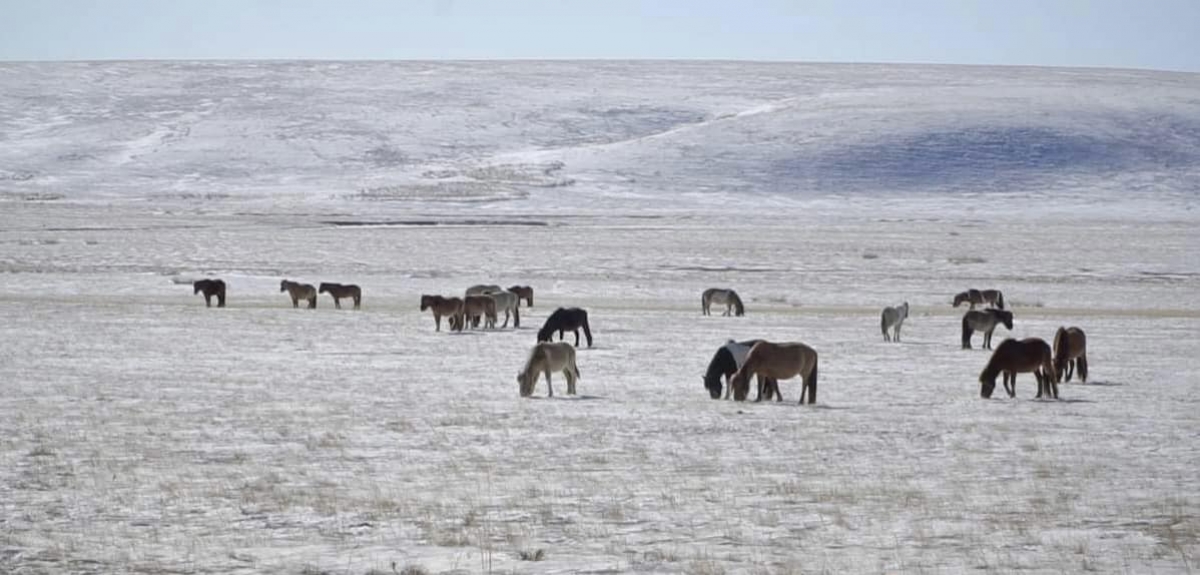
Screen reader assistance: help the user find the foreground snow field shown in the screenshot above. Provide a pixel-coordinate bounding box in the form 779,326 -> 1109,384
1,62 -> 1198,573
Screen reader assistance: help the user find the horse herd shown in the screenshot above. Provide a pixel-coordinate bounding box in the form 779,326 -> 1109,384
190,280 -> 1089,402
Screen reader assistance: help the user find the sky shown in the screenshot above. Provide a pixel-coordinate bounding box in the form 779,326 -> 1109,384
1,0 -> 1198,73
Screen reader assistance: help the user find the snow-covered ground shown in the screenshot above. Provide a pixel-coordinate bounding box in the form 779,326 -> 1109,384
1,61 -> 1198,574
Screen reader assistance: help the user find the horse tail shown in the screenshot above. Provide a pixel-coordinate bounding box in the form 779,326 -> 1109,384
996,291 -> 1005,310
881,310 -> 889,340
733,292 -> 745,316
581,313 -> 593,347
1078,354 -> 1088,383
513,303 -> 520,328
700,291 -> 708,315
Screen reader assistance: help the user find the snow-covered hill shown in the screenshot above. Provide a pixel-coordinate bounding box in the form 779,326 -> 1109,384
2,61 -> 1198,212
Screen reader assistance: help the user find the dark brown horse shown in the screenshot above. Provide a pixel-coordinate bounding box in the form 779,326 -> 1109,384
729,341 -> 819,405
1053,326 -> 1089,383
508,285 -> 534,308
193,279 -> 226,308
420,295 -> 464,332
979,338 -> 1056,399
537,307 -> 593,348
319,283 -> 362,309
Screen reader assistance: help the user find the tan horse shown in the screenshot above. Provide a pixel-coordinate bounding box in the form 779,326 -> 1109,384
953,289 -> 1005,310
1053,326 -> 1089,383
729,341 -> 819,404
508,285 -> 534,308
461,295 -> 498,330
280,279 -> 317,308
465,285 -> 520,328
517,342 -> 580,397
979,337 -> 1056,399
420,295 -> 464,331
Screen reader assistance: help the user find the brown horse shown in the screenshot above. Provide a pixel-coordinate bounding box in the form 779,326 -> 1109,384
280,279 -> 317,309
508,285 -> 534,308
962,309 -> 1013,350
979,338 -> 1056,399
192,279 -> 226,308
420,295 -> 464,331
953,289 -> 1005,310
729,341 -> 819,404
461,295 -> 498,330
1053,326 -> 1089,383
319,282 -> 362,309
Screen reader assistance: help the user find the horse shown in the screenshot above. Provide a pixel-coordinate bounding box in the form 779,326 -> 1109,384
701,288 -> 745,317
517,341 -> 581,397
461,295 -> 498,330
508,285 -> 534,308
318,282 -> 362,309
702,339 -> 781,401
420,295 -> 464,331
953,289 -> 1005,310
729,341 -> 819,405
192,279 -> 226,308
979,337 -> 1056,399
280,280 -> 317,309
537,307 -> 593,348
962,309 -> 1013,350
466,285 -> 520,328
1053,326 -> 1089,383
880,302 -> 909,342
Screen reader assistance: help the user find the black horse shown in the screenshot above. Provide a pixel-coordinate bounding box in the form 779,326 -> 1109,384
193,279 -> 226,308
703,339 -> 780,401
537,307 -> 593,348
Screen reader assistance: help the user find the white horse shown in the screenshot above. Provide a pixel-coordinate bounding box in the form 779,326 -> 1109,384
517,342 -> 580,397
466,284 -> 520,328
880,302 -> 909,342
701,288 -> 745,316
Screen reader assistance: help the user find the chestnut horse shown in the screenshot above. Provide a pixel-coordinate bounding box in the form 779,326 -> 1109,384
979,337 -> 1056,399
508,285 -> 534,308
420,295 -> 464,331
729,341 -> 819,405
280,280 -> 317,309
318,282 -> 362,309
193,279 -> 226,308
1053,326 -> 1089,383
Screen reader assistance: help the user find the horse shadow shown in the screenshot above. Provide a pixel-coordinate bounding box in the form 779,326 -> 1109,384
524,394 -> 605,401
1077,380 -> 1123,387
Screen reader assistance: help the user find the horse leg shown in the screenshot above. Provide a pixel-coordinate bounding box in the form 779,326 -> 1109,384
753,375 -> 764,402
983,329 -> 993,350
434,313 -> 442,331
1003,372 -> 1014,398
573,329 -> 580,348
962,327 -> 972,349
353,296 -> 361,310
565,368 -> 576,395
1066,359 -> 1075,383
334,297 -> 341,309
1078,355 -> 1088,383
292,297 -> 299,308
309,297 -> 317,309
544,370 -> 553,397
1035,371 -> 1044,399
895,323 -> 902,342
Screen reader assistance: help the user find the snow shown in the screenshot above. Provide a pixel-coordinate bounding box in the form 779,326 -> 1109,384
0,61 -> 1198,574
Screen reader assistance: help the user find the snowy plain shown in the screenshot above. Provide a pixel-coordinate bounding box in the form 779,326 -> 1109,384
1,61 -> 1199,574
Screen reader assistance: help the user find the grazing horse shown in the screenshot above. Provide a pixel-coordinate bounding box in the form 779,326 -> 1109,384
962,309 -> 1013,350
466,285 -> 520,328
537,307 -> 593,348
280,280 -> 317,309
318,282 -> 362,309
979,337 -> 1056,399
953,289 -> 1005,310
192,279 -> 226,308
461,295 -> 498,330
729,341 -> 819,405
702,339 -> 781,401
508,285 -> 534,308
1053,326 -> 1089,383
880,302 -> 909,342
701,288 -> 745,317
517,341 -> 581,397
420,295 -> 464,332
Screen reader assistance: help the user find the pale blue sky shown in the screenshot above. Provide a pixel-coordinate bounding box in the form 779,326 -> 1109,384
1,0 -> 1198,72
